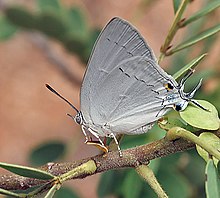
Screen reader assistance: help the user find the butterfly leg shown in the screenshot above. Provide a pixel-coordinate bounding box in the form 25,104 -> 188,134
110,133 -> 122,157
81,125 -> 89,143
87,128 -> 108,153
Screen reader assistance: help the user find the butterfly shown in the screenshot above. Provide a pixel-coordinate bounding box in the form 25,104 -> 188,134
46,17 -> 206,156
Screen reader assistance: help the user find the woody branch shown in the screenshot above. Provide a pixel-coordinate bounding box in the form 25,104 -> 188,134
0,128 -> 219,192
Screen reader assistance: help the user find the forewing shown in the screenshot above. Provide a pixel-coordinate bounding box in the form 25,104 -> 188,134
80,17 -> 157,122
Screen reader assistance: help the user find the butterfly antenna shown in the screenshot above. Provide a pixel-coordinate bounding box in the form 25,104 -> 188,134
45,84 -> 79,113
191,99 -> 210,111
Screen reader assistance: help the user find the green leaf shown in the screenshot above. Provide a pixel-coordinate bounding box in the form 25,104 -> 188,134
173,53 -> 207,80
205,159 -> 220,198
45,183 -> 60,198
37,0 -> 61,12
0,188 -> 24,197
0,15 -> 17,40
29,141 -> 66,166
0,162 -> 54,180
182,1 -> 220,26
157,166 -> 190,198
54,187 -> 79,198
173,0 -> 182,13
66,7 -> 88,39
98,170 -> 128,197
170,24 -> 220,54
121,169 -> 143,198
180,100 -> 220,130
196,133 -> 220,165
5,7 -> 37,29
183,150 -> 206,187
36,13 -> 68,40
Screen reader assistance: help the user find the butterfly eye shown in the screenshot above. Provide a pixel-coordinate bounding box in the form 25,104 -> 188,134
164,83 -> 174,91
74,114 -> 82,125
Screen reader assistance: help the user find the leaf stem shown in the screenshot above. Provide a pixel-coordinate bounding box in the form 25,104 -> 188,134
159,0 -> 189,63
136,165 -> 168,198
166,127 -> 220,160
58,160 -> 97,183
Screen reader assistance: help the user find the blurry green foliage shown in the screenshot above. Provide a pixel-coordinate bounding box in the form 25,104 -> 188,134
29,141 -> 66,166
5,7 -> 37,29
172,0 -> 183,13
98,151 -> 206,198
2,0 -> 99,63
54,187 -> 80,198
37,0 -> 61,12
0,0 -> 219,197
205,159 -> 220,198
0,15 -> 17,40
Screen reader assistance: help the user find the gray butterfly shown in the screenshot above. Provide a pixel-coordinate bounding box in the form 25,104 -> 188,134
46,17 -> 205,156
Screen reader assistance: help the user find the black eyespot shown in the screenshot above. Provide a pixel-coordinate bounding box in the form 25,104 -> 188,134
167,83 -> 174,90
174,104 -> 182,111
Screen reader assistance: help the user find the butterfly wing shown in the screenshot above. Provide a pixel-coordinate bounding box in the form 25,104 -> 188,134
80,17 -> 157,122
90,56 -> 179,134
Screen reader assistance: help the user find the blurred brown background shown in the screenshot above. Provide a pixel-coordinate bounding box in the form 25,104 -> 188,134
0,0 -> 219,197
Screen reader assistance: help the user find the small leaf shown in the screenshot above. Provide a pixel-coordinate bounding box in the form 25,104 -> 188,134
180,100 -> 220,130
173,0 -> 182,13
0,15 -> 17,40
45,183 -> 60,198
29,141 -> 66,166
196,132 -> 220,165
0,162 -> 54,180
182,1 -> 220,26
170,24 -> 220,54
36,13 -> 68,40
205,159 -> 220,198
0,188 -> 23,197
173,53 -> 207,80
5,7 -> 37,29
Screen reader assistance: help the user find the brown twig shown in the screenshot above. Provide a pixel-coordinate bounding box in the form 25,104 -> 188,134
1,128 -> 219,192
